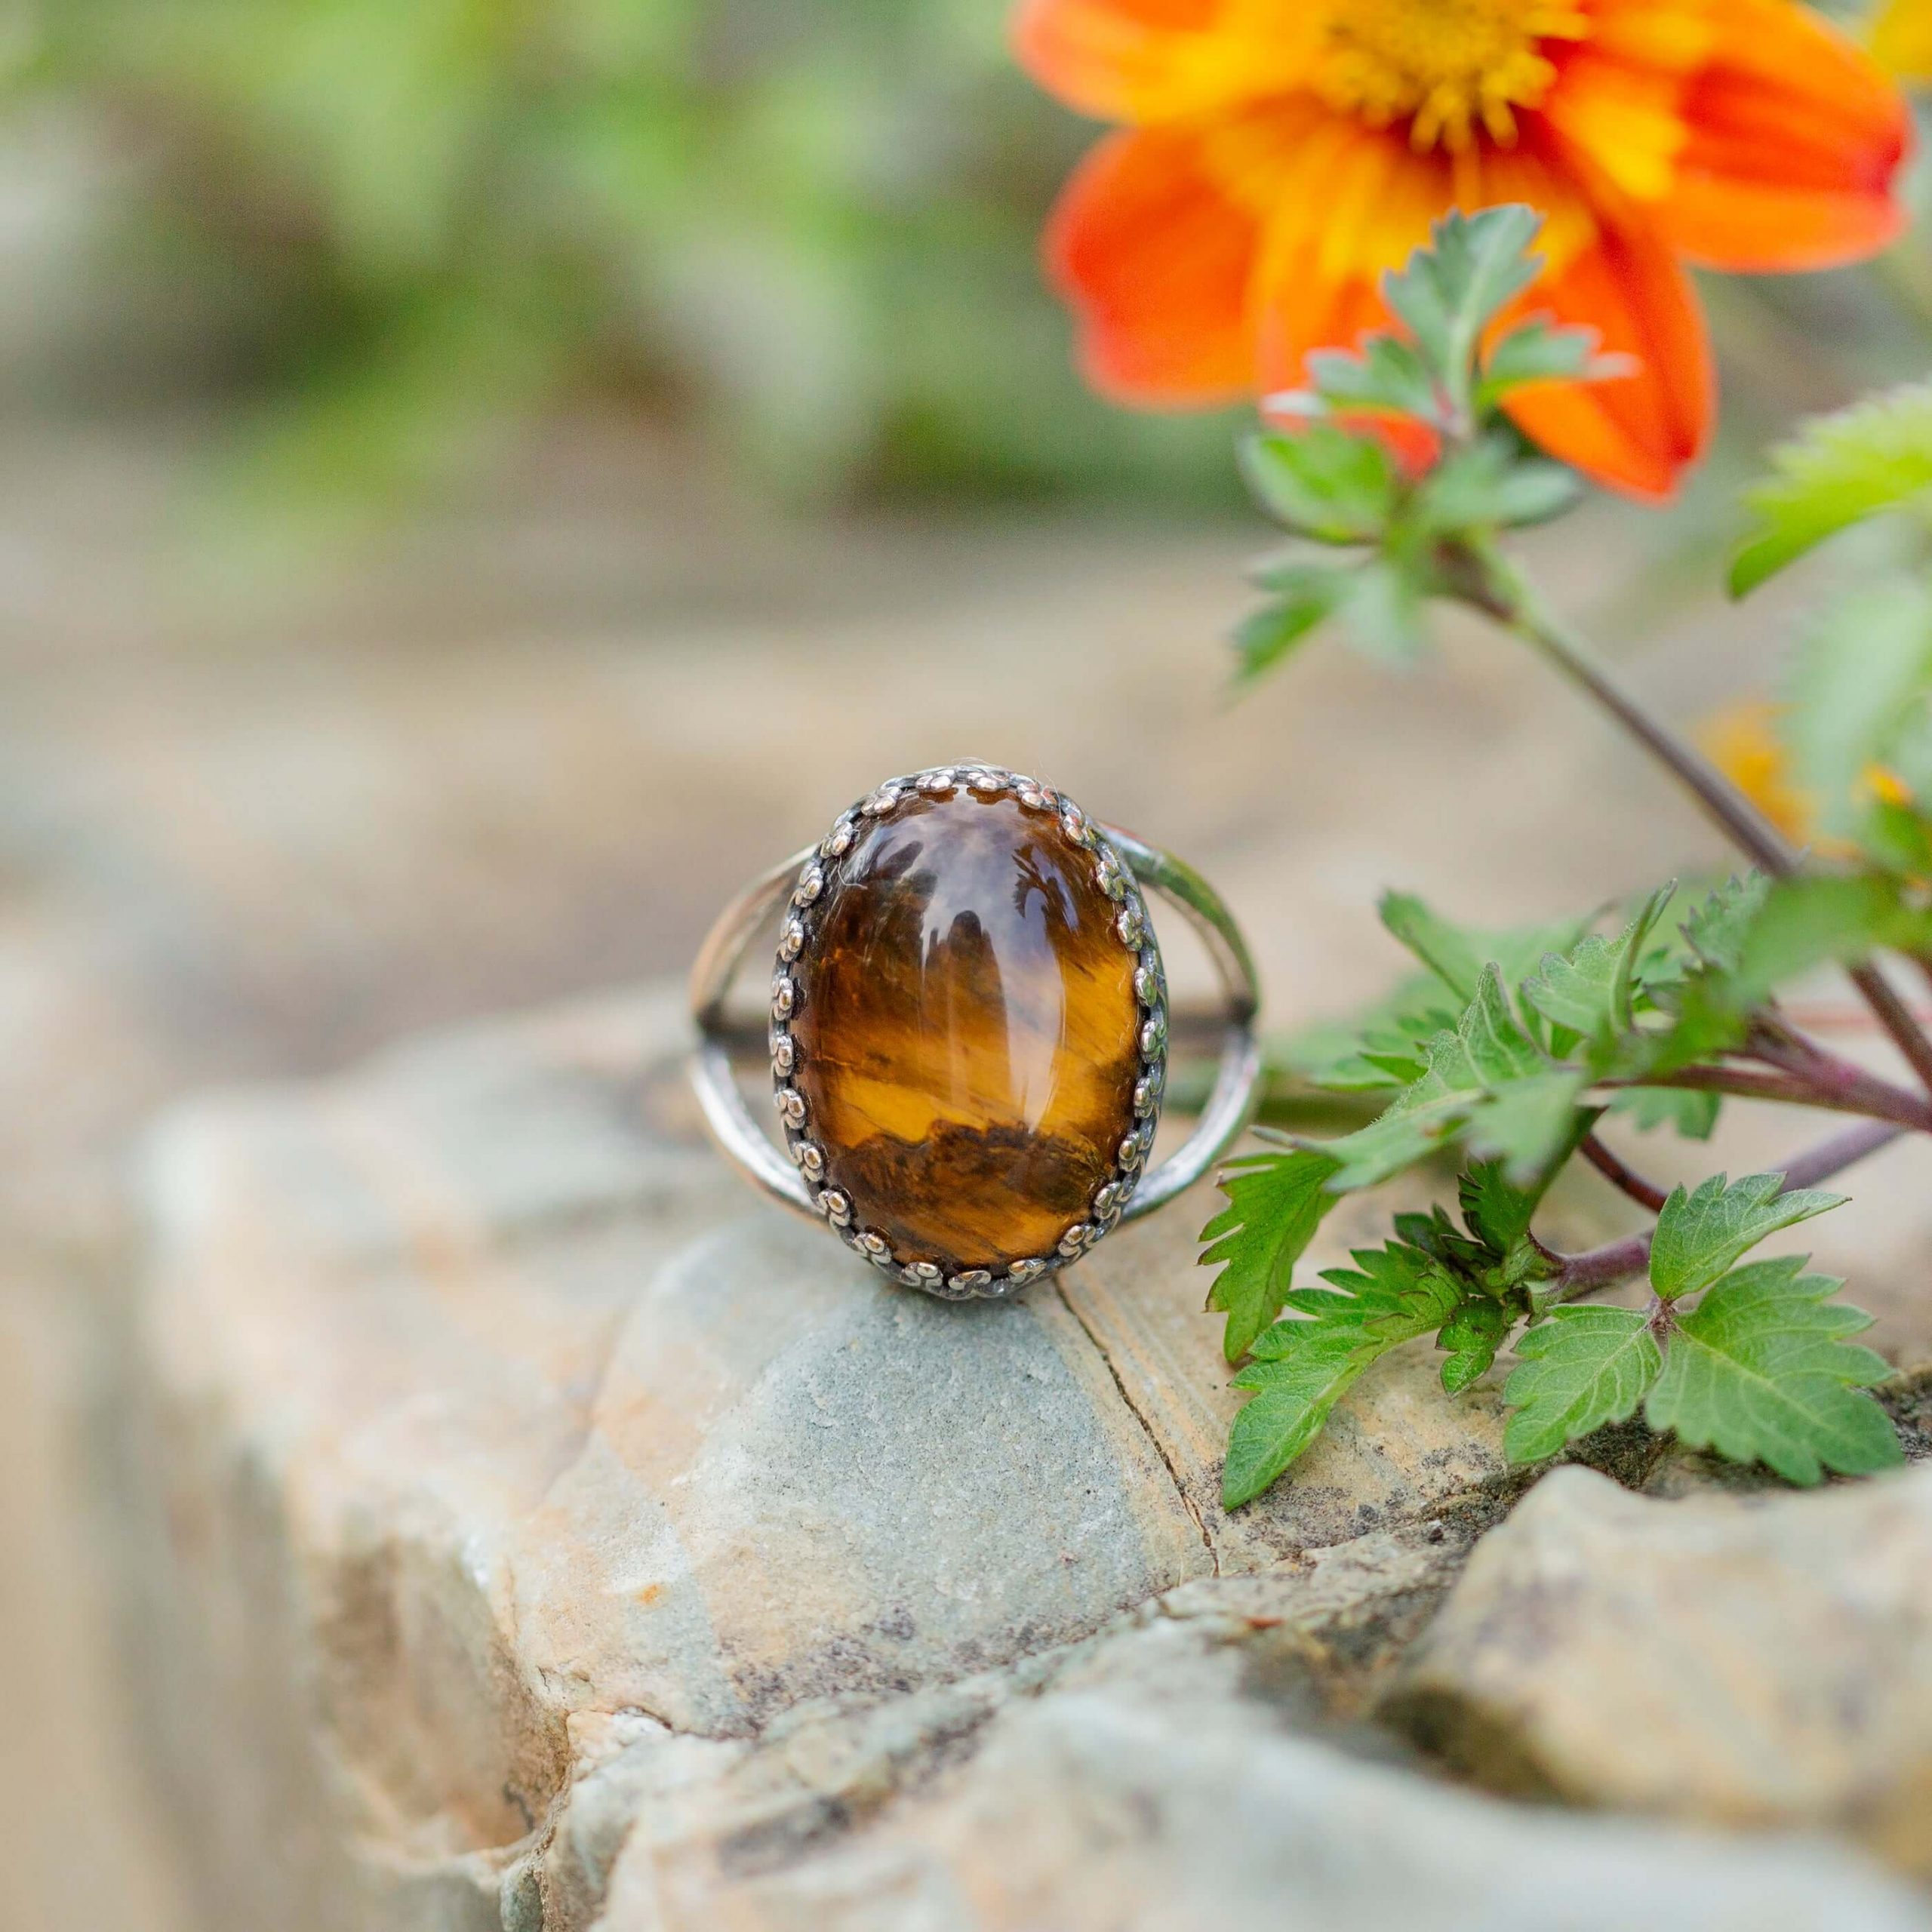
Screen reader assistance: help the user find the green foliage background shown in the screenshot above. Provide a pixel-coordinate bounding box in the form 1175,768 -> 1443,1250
20,0 -> 1247,507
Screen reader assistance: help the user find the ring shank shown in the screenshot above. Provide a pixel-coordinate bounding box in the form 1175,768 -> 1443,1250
689,827 -> 1262,1233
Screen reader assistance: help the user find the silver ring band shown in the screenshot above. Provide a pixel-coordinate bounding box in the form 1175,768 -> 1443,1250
689,766 -> 1261,1297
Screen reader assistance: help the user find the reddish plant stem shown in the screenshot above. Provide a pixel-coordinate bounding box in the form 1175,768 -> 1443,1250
1460,543 -> 1932,1100
1607,1063 -> 1932,1133
1549,1118 -> 1906,1297
1577,1132 -> 1668,1211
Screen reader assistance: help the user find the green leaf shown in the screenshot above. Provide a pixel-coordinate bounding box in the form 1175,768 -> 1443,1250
1241,426 -> 1400,545
1475,318 -> 1632,410
1275,1237 -> 1465,1343
1278,972 -> 1463,1092
1682,873 -> 1770,974
1503,1306 -> 1664,1465
1322,966 -> 1585,1190
1224,1337 -> 1373,1506
1200,1147 -> 1343,1363
1416,435 -> 1584,535
1225,1235 -> 1460,1506
1303,336 -> 1438,423
1335,554 -> 1430,663
1383,205 -> 1543,401
1732,380 -> 1932,597
1377,892 -> 1587,1004
1233,570 -> 1346,682
1648,1171 -> 1847,1303
1722,873 -> 1932,1010
1645,1258 -> 1903,1484
1784,579 -> 1932,841
1458,1157 -> 1543,1254
1522,885 -> 1673,1042
1438,1297 -> 1511,1395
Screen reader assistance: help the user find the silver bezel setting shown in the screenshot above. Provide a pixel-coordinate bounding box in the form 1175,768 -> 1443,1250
770,764 -> 1168,1302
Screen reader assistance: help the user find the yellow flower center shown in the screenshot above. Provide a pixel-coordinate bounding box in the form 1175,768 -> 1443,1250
1314,0 -> 1591,152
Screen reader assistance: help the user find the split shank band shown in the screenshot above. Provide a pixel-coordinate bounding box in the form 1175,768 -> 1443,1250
689,764 -> 1263,1300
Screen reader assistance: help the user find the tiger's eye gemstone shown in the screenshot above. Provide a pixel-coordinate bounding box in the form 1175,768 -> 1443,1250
792,789 -> 1143,1274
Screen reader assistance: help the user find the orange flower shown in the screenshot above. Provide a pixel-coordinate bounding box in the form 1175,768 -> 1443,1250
1016,0 -> 1911,497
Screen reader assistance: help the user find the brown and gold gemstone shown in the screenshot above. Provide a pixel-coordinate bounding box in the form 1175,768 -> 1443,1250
789,786 -> 1146,1275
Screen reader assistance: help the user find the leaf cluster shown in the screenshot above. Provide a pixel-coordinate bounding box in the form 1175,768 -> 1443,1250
1205,878 -> 1911,1507
1726,386 -> 1932,876
1509,1189 -> 1897,1489
1235,207 -> 1621,675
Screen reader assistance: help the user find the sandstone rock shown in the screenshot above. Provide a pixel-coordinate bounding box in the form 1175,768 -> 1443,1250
125,977 -> 1932,1929
1064,1183 -> 1518,1568
620,1670 -> 1932,1932
1389,1463 -> 1932,1874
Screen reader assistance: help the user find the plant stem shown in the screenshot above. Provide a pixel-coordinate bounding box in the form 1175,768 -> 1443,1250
1577,1132 -> 1667,1211
1606,1063 -> 1932,1133
1460,541 -> 1932,1097
1460,544 -> 1800,875
1549,1118 -> 1906,1297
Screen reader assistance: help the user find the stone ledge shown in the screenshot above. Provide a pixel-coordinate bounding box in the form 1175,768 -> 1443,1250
119,979 -> 1932,1930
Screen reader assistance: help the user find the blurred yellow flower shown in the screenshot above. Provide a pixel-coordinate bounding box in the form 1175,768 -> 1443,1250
1706,697 -> 1921,855
1872,0 -> 1932,81
1704,700 -> 1818,844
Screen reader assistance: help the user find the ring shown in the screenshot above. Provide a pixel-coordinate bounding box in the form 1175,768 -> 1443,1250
689,763 -> 1262,1301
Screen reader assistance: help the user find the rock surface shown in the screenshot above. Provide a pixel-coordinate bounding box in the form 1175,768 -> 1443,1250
122,979 -> 1932,1929
1390,1464 -> 1932,1874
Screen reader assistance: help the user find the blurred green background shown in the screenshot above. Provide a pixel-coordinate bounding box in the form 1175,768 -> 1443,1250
17,0 -> 1254,518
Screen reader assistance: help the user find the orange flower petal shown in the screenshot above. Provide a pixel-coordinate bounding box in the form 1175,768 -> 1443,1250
1011,0 -> 1318,125
1489,137 -> 1713,499
1559,0 -> 1910,270
1044,122 -> 1264,401
1244,108 -> 1460,392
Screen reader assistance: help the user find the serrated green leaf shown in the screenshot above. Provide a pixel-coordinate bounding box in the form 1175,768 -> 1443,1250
1304,335 -> 1439,423
1322,966 -> 1585,1190
1383,205 -> 1542,403
1503,1306 -> 1663,1464
1278,1238 -> 1466,1345
1465,1068 -> 1591,1177
1438,1298 -> 1511,1395
1277,972 -> 1462,1093
1200,1147 -> 1343,1363
1784,579 -> 1932,841
1224,1334 -> 1376,1508
1681,873 -> 1770,974
1241,426 -> 1399,545
1645,1258 -> 1903,1483
1232,570 -> 1345,683
1648,1171 -> 1847,1303
1523,885 -> 1673,1042
1475,318 -> 1631,411
1226,1234 -> 1460,1506
1721,873 -> 1932,1010
1378,892 -> 1587,1004
1458,1157 -> 1541,1253
1732,381 -> 1932,597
